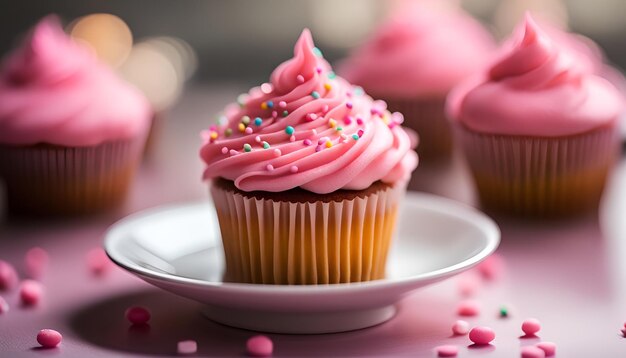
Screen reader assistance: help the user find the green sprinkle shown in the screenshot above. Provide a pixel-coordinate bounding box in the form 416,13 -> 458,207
353,86 -> 364,96
254,117 -> 262,126
262,141 -> 270,149
241,116 -> 251,125
499,307 -> 508,318
285,126 -> 295,135
311,91 -> 320,99
327,71 -> 336,79
243,143 -> 252,152
336,127 -> 343,131
282,110 -> 289,117
225,128 -> 232,137
313,47 -> 323,57
352,134 -> 359,140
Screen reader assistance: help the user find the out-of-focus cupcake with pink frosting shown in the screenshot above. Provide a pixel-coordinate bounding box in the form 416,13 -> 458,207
199,30 -> 418,285
0,17 -> 151,216
447,14 -> 624,218
338,0 -> 495,164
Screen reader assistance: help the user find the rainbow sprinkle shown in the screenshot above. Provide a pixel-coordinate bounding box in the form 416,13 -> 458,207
285,126 -> 295,135
352,134 -> 359,140
243,144 -> 252,152
254,117 -> 262,126
262,141 -> 270,149
241,116 -> 251,125
311,91 -> 320,99
225,128 -> 232,137
238,123 -> 246,132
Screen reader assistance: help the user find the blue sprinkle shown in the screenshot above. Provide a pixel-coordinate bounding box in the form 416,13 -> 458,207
254,117 -> 262,126
267,101 -> 274,108
313,47 -> 323,57
311,91 -> 320,99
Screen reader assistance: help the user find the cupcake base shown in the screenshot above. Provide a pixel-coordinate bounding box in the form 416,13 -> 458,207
383,96 -> 452,165
0,139 -> 144,216
210,178 -> 404,285
458,123 -> 618,218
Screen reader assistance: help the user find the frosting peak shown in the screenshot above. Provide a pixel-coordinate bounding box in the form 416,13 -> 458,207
448,14 -> 624,137
0,16 -> 151,147
200,29 -> 418,194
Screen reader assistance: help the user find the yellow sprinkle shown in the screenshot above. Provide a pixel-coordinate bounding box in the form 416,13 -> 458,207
209,131 -> 218,140
328,118 -> 337,128
382,114 -> 389,125
261,102 -> 268,110
238,123 -> 246,132
325,140 -> 332,148
324,83 -> 332,91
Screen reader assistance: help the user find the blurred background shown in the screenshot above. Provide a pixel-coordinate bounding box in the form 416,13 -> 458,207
1,0 -> 624,86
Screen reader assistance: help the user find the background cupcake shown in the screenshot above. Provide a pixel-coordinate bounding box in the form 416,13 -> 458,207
338,0 -> 495,165
447,14 -> 624,218
200,29 -> 418,285
0,17 -> 151,216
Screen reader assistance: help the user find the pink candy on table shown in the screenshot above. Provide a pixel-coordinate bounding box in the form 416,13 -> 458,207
452,320 -> 470,335
457,300 -> 480,316
25,247 -> 49,279
476,253 -> 504,281
177,340 -> 198,355
457,272 -> 481,297
536,342 -> 556,356
86,248 -> 112,276
435,345 -> 458,357
522,318 -> 541,336
0,260 -> 19,290
0,295 -> 9,314
20,280 -> 43,306
469,326 -> 495,345
521,346 -> 545,358
247,335 -> 273,357
125,306 -> 151,325
37,329 -> 62,348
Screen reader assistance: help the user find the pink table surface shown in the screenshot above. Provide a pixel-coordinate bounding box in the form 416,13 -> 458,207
1,85 -> 626,357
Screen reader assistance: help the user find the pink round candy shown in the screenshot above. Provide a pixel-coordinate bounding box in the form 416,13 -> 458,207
37,329 -> 62,348
457,300 -> 480,316
25,247 -> 49,279
0,260 -> 19,290
435,345 -> 458,357
86,248 -> 112,276
521,346 -> 545,358
246,335 -> 273,357
125,306 -> 151,325
452,320 -> 470,335
536,342 -> 556,356
20,280 -> 43,306
177,340 -> 197,355
0,295 -> 9,314
476,253 -> 504,281
469,326 -> 495,345
522,318 -> 541,336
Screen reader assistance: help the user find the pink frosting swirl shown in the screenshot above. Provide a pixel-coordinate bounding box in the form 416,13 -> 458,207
338,1 -> 495,99
448,15 -> 624,137
200,29 -> 418,194
0,16 -> 151,147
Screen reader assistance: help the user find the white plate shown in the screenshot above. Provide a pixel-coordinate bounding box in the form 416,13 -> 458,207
105,193 -> 500,334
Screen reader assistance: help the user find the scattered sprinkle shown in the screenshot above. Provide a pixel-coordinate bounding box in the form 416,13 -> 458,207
327,71 -> 336,79
306,113 -> 317,121
238,123 -> 246,132
324,83 -> 332,91
243,144 -> 252,152
20,280 -> 42,306
273,149 -> 281,157
457,300 -> 480,316
285,126 -> 295,135
353,86 -> 364,95
315,66 -> 322,74
241,116 -> 251,125
229,150 -> 239,156
344,116 -> 353,125
262,142 -> 270,149
311,91 -> 320,99
290,135 -> 296,142
266,101 -> 274,109
279,101 -> 287,108
177,340 -> 198,355
225,128 -> 232,137
125,306 -> 151,325
346,102 -> 353,109
322,104 -> 329,113
452,320 -> 469,335
297,74 -> 305,83
469,326 -> 495,345
255,136 -> 262,143
303,139 -> 312,146
336,127 -> 342,132
266,164 -> 274,171
245,127 -> 253,134
328,119 -> 337,128
290,166 -> 298,173
357,129 -> 364,137
221,147 -> 228,154
254,117 -> 262,126
325,141 -> 332,148
282,110 -> 289,117
499,306 -> 509,318
522,318 -> 541,336
37,329 -> 62,348
435,345 -> 458,357
261,102 -> 268,110
315,145 -> 323,152
536,342 -> 556,356
312,47 -> 323,57
318,137 -> 328,145
271,111 -> 278,118
356,117 -> 364,125
261,83 -> 272,94
246,335 -> 273,357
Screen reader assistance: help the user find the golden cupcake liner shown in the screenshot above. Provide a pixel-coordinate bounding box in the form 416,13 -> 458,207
457,124 -> 619,217
0,138 -> 144,216
383,97 -> 452,164
210,183 -> 405,285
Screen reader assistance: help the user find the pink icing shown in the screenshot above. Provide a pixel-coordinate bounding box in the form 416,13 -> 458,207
448,14 -> 624,137
200,29 -> 418,194
338,1 -> 495,99
0,16 -> 151,147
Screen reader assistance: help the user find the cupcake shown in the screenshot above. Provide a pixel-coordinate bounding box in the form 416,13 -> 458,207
447,15 -> 624,218
0,17 -> 151,216
200,29 -> 418,285
339,1 -> 494,163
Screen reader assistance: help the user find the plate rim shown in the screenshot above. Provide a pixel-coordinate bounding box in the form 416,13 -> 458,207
104,192 -> 500,294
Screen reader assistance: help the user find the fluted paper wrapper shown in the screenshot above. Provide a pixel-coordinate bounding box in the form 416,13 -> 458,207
210,183 -> 404,285
383,96 -> 452,163
0,138 -> 144,216
457,124 -> 619,217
